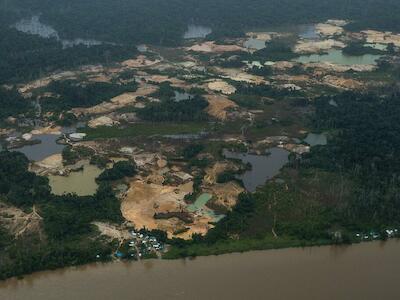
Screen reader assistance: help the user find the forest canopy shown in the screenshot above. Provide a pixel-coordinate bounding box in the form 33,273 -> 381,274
2,0 -> 400,45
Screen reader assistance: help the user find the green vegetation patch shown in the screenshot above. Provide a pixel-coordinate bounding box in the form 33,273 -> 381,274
82,122 -> 208,139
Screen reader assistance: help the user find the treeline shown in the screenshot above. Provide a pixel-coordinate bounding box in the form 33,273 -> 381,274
4,0 -> 400,46
166,91 -> 400,258
253,37 -> 299,61
0,87 -> 32,119
137,96 -> 208,122
137,84 -> 209,122
0,151 -> 123,279
0,152 -> 123,226
308,91 -> 400,226
167,183 -> 336,258
0,27 -> 138,84
97,161 -> 137,181
2,0 -> 400,84
342,42 -> 385,56
42,79 -> 138,111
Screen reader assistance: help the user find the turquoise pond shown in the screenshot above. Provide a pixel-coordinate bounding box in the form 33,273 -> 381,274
294,49 -> 381,65
187,193 -> 213,212
187,193 -> 225,222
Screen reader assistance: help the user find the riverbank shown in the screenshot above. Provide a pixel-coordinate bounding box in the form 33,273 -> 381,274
1,240 -> 399,299
1,14 -> 400,285
164,236 -> 333,259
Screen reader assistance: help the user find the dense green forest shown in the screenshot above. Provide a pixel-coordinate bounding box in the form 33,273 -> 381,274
2,0 -> 400,280
0,27 -> 138,84
137,96 -> 209,122
97,161 -> 137,182
137,83 -> 209,122
3,0 -> 400,44
309,92 -> 400,225
1,0 -> 400,84
0,151 -> 123,279
0,87 -> 31,119
166,91 -> 400,257
42,80 -> 138,111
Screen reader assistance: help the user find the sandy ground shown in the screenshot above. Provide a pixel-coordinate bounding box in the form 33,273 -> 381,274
17,64 -> 114,96
274,72 -> 364,91
306,62 -> 376,72
246,32 -> 273,41
273,74 -> 313,83
205,94 -> 238,121
88,116 -> 119,128
203,162 -> 244,209
35,154 -> 63,170
92,222 -> 131,241
207,80 -> 237,95
72,85 -> 157,116
17,53 -> 160,96
316,23 -> 344,37
142,74 -> 187,88
18,71 -> 78,95
294,39 -> 345,54
121,55 -> 161,68
322,75 -> 363,90
214,67 -> 267,84
204,162 -> 232,185
0,202 -> 43,238
361,30 -> 400,47
121,172 -> 225,240
271,61 -> 296,70
207,181 -> 244,209
30,126 -> 62,135
121,179 -> 194,237
133,153 -> 161,168
282,143 -> 310,155
187,41 -> 246,53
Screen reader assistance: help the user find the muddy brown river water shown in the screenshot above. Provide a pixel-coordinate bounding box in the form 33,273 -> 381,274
1,240 -> 399,300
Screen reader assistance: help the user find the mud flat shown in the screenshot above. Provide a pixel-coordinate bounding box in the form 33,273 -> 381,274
187,41 -> 245,53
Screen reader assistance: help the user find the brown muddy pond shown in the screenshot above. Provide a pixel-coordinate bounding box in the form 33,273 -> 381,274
48,162 -> 103,196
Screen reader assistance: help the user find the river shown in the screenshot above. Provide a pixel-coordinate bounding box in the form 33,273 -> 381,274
1,240 -> 399,299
